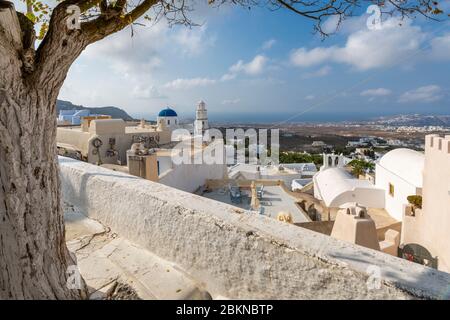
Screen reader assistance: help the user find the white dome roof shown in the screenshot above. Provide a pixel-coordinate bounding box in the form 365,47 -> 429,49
314,167 -> 377,207
378,148 -> 424,186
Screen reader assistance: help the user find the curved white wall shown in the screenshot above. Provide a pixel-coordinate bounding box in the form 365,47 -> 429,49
375,163 -> 420,221
330,187 -> 385,208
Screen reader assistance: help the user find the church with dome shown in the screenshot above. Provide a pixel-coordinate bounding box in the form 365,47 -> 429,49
157,107 -> 179,130
57,100 -> 212,168
155,101 -> 208,136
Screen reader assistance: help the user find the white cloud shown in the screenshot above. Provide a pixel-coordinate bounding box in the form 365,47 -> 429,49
302,66 -> 332,78
220,55 -> 269,82
220,73 -> 236,81
430,34 -> 450,61
321,16 -> 342,35
304,95 -> 315,100
59,79 -> 104,106
398,85 -> 443,103
163,77 -> 216,90
163,55 -> 269,91
322,15 -> 367,35
360,88 -> 392,97
82,21 -> 215,79
83,22 -> 168,76
132,85 -> 167,99
221,98 -> 241,105
173,24 -> 215,56
291,47 -> 336,68
262,39 -> 277,50
229,55 -> 268,75
290,18 -> 426,70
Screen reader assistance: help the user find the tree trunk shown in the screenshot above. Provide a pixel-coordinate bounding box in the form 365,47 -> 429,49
0,1 -> 87,299
0,0 -> 153,298
0,68 -> 87,301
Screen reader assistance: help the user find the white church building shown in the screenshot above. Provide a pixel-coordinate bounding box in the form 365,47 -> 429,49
375,148 -> 424,221
313,154 -> 385,209
156,101 -> 209,137
313,150 -> 425,222
157,107 -> 179,129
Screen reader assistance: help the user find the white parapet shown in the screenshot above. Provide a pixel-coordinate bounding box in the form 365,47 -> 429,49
59,156 -> 450,299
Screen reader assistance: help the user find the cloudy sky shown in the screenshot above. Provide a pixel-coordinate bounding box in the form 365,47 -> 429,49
21,1 -> 450,121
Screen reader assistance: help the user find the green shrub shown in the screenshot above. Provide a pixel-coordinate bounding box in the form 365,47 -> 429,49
348,159 -> 375,176
407,195 -> 422,209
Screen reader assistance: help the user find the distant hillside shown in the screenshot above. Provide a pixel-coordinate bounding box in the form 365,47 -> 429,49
369,114 -> 450,127
56,100 -> 135,121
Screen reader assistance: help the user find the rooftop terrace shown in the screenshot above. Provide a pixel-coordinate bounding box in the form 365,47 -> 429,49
201,185 -> 309,223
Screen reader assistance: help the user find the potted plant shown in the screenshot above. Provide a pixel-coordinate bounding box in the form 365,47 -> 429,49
407,195 -> 423,215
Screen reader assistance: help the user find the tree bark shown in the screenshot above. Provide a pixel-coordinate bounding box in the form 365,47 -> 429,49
0,0 -> 159,299
0,88 -> 85,299
0,1 -> 87,299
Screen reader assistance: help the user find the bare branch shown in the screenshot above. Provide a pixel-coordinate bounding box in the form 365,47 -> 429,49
81,0 -> 160,42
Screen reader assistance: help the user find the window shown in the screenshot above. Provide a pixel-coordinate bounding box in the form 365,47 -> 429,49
388,183 -> 395,197
167,119 -> 171,125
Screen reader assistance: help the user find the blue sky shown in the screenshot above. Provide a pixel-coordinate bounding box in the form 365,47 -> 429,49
36,2 -> 450,122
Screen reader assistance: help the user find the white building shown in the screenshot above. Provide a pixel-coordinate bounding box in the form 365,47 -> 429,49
313,153 -> 384,209
320,153 -> 352,169
399,135 -> 450,272
311,141 -> 326,147
291,179 -> 313,191
194,100 -> 209,136
375,148 -> 424,221
282,163 -> 317,178
228,163 -> 317,190
157,107 -> 179,129
313,167 -> 385,208
313,151 -> 425,220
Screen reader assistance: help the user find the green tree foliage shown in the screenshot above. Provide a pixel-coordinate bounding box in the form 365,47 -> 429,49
279,152 -> 322,166
348,159 -> 375,177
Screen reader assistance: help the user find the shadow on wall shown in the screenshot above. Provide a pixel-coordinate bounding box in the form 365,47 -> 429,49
328,251 -> 450,300
59,157 -> 141,215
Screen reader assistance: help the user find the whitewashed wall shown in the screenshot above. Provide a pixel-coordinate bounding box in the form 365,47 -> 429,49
159,162 -> 227,193
375,164 -> 420,221
59,157 -> 450,299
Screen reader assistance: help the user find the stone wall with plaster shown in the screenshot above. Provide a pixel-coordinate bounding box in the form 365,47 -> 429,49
402,135 -> 450,273
59,157 -> 450,300
158,160 -> 227,193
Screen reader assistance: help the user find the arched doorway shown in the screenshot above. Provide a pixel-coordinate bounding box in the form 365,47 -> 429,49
398,243 -> 438,269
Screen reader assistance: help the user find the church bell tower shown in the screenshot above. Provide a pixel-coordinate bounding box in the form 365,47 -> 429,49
194,100 -> 209,136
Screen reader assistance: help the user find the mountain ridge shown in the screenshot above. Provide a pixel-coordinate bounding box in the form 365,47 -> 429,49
56,99 -> 135,121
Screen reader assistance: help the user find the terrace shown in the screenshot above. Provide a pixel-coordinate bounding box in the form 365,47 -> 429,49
201,183 -> 310,223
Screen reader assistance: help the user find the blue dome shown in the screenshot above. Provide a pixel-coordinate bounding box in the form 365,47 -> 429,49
158,107 -> 177,117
